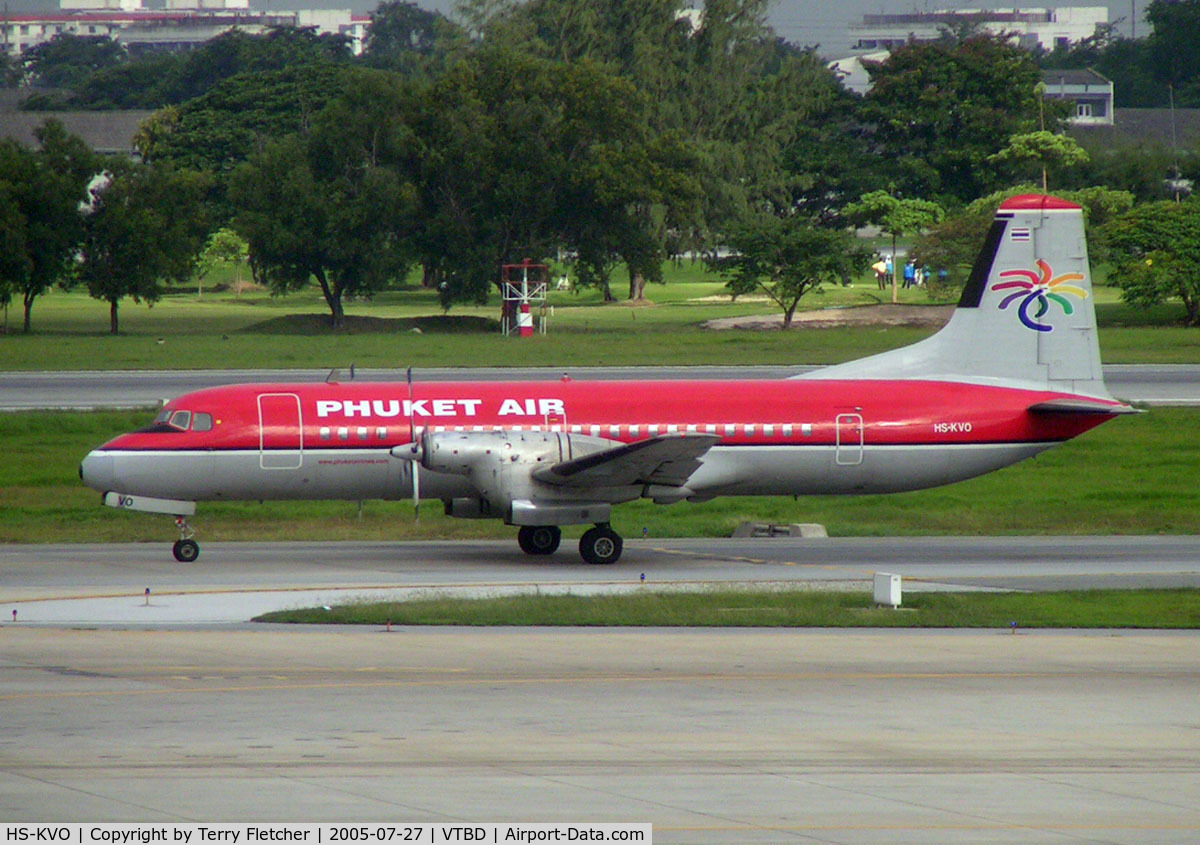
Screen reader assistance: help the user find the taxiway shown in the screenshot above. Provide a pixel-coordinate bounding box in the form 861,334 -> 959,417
1,538 -> 1199,841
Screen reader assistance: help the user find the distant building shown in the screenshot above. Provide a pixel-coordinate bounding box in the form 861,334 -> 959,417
1,0 -> 369,58
1076,108 -> 1200,148
827,51 -> 888,96
847,7 -> 1108,54
1041,68 -> 1113,126
0,90 -> 151,154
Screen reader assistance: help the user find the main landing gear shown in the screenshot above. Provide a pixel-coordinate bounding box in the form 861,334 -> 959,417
517,525 -> 562,555
172,515 -> 200,563
517,523 -> 623,564
579,524 -> 622,565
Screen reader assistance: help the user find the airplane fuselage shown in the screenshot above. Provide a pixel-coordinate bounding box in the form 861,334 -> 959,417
77,194 -> 1135,565
82,378 -> 1114,507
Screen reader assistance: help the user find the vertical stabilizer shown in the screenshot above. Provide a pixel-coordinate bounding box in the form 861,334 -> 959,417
800,194 -> 1112,399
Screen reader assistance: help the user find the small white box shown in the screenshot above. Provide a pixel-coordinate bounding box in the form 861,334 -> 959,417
874,572 -> 902,607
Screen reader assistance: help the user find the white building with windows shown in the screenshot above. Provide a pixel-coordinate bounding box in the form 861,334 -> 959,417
1,0 -> 368,58
1041,68 -> 1114,125
848,7 -> 1108,54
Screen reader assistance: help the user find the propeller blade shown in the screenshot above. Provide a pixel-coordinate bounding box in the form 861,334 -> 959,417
406,367 -> 415,446
412,460 -> 420,522
407,367 -> 419,520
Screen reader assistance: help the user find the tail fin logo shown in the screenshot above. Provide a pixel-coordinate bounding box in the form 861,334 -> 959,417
992,259 -> 1087,333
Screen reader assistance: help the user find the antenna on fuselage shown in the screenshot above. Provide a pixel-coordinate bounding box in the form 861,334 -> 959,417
325,362 -> 357,383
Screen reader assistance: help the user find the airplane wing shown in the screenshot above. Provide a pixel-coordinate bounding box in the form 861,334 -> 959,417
532,433 -> 720,488
1027,398 -> 1141,415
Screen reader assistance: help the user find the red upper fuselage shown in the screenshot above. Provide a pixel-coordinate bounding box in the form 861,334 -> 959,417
95,378 -> 1116,454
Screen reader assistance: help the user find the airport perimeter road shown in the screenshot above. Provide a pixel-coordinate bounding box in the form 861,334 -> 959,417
2,625 -> 1198,841
3,536 -> 1200,625
2,364 -> 1198,409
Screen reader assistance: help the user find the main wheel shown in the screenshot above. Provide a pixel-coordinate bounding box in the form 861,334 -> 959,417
172,539 -> 200,563
579,525 -> 622,565
518,525 -> 561,555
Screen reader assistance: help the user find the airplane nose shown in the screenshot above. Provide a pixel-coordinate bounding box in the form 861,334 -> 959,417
80,452 -> 115,493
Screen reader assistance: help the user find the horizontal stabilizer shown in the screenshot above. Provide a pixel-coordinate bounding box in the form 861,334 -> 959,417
1027,398 -> 1140,415
533,433 -> 719,488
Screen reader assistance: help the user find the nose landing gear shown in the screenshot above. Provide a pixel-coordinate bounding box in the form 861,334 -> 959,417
172,516 -> 200,563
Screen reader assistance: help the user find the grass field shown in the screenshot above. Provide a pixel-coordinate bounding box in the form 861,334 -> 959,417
255,587 -> 1200,628
4,406 -> 1197,544
2,262 -> 1198,368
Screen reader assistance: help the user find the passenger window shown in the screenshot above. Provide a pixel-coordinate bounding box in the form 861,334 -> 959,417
169,410 -> 191,430
192,412 -> 213,432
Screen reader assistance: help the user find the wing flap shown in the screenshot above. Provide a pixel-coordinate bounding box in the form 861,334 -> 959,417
533,433 -> 720,488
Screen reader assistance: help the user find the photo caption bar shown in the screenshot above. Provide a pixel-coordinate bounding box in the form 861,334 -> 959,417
3,826 -> 651,845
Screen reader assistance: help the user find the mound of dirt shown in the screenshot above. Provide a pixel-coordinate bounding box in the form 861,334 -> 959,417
242,314 -> 501,334
703,304 -> 955,331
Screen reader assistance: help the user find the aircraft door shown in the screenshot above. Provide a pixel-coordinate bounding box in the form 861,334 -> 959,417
258,392 -> 304,470
835,413 -> 863,466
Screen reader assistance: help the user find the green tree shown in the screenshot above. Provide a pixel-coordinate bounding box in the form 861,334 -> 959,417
844,190 -> 944,302
1103,198 -> 1200,326
195,227 -> 250,296
363,1 -> 465,76
0,184 -> 31,322
779,56 -> 882,223
59,27 -> 352,110
77,161 -> 212,334
1146,0 -> 1200,106
1066,136 -> 1190,201
989,130 -> 1090,191
0,51 -> 22,88
0,120 -> 97,332
21,34 -> 126,90
410,48 -> 697,306
861,35 -> 1053,204
711,215 -> 864,327
61,53 -> 183,110
462,0 -> 808,261
136,63 -> 346,178
230,70 -> 419,327
1041,33 -> 1162,108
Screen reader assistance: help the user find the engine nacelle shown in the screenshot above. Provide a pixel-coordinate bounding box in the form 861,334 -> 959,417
417,430 -> 611,476
398,430 -> 619,521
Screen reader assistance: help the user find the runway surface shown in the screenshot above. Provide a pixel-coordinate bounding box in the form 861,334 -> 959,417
4,364 -> 1199,409
2,537 -> 1199,840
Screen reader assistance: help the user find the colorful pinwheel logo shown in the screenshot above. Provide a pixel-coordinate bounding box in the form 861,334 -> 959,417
991,259 -> 1087,333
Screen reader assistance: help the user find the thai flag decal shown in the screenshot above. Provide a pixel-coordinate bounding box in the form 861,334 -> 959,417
1010,227 -> 1031,241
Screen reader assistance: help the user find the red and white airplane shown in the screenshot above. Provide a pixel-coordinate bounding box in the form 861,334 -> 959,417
81,194 -> 1135,564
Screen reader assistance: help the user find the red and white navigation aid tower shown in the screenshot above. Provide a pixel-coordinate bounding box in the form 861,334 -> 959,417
501,259 -> 549,337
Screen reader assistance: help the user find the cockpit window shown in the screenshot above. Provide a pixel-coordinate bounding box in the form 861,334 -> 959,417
139,407 -> 191,434
142,408 -> 211,434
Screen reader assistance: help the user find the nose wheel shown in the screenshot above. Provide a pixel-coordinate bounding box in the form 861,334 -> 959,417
579,523 -> 622,565
172,516 -> 200,562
